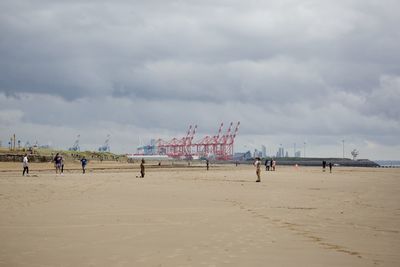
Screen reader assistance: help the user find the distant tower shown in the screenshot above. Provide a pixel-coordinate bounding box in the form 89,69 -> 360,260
98,135 -> 111,152
69,135 -> 80,151
253,149 -> 258,158
351,149 -> 359,160
279,147 -> 284,158
261,145 -> 267,158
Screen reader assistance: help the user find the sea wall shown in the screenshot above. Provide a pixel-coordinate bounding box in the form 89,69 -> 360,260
0,154 -> 52,163
230,158 -> 380,167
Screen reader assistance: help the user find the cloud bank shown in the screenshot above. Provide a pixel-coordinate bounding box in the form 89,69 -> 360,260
1,0 -> 399,159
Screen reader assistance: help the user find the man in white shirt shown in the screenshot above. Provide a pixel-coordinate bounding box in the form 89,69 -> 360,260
22,154 -> 29,176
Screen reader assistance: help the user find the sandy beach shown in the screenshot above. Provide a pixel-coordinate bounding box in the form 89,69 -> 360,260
0,163 -> 399,266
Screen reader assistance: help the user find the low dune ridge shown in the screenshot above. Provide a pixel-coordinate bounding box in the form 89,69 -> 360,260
0,163 -> 399,266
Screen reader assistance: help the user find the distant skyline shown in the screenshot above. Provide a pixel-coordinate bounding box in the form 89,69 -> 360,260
1,1 -> 399,160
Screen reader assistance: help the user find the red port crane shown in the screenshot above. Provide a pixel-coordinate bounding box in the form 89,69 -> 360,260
156,122 -> 240,160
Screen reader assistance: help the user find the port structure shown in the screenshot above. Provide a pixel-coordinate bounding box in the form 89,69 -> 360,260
98,135 -> 111,152
156,122 -> 240,160
157,125 -> 197,158
68,135 -> 80,151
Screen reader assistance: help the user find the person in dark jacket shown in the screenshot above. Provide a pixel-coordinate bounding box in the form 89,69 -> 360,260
81,156 -> 88,174
140,158 -> 145,178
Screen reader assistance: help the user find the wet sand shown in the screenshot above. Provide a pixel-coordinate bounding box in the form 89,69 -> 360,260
0,163 -> 399,266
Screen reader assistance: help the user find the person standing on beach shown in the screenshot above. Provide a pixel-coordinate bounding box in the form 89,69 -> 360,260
322,160 -> 326,172
61,155 -> 65,175
265,160 -> 270,171
81,156 -> 88,174
254,157 -> 261,182
329,162 -> 333,173
140,158 -> 145,178
270,159 -> 273,171
22,154 -> 29,176
272,159 -> 276,171
53,153 -> 62,175
206,159 -> 209,171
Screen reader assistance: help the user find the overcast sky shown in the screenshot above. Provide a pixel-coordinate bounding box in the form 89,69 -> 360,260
1,0 -> 400,160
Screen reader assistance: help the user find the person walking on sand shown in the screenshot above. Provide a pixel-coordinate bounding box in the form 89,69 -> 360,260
254,157 -> 261,182
61,155 -> 65,175
270,158 -> 273,171
80,156 -> 88,174
329,162 -> 333,173
272,159 -> 276,171
22,154 -> 29,176
53,153 -> 62,175
140,158 -> 145,178
206,159 -> 209,171
322,160 -> 326,172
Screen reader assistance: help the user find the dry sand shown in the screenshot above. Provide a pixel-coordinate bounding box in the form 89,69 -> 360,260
0,162 -> 399,266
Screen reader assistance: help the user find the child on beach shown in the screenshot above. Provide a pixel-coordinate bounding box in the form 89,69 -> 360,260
22,154 -> 29,176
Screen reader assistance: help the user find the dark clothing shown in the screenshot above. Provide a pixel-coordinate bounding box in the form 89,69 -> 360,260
140,163 -> 145,178
23,167 -> 29,176
81,158 -> 87,174
81,158 -> 87,166
54,155 -> 63,173
54,155 -> 62,165
265,160 -> 270,171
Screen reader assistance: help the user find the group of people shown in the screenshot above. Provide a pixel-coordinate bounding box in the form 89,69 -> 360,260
53,153 -> 64,175
322,160 -> 333,173
264,159 -> 276,171
253,158 -> 335,182
253,158 -> 277,182
52,153 -> 88,175
22,153 -> 333,181
21,153 -> 88,176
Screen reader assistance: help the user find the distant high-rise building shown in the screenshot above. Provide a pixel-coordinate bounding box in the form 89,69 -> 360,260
253,149 -> 259,158
285,151 -> 289,157
295,151 -> 301,157
261,145 -> 266,158
277,147 -> 284,158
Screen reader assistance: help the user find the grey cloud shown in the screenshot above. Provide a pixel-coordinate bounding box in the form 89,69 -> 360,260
2,0 -> 399,101
363,75 -> 400,120
1,1 -> 400,159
